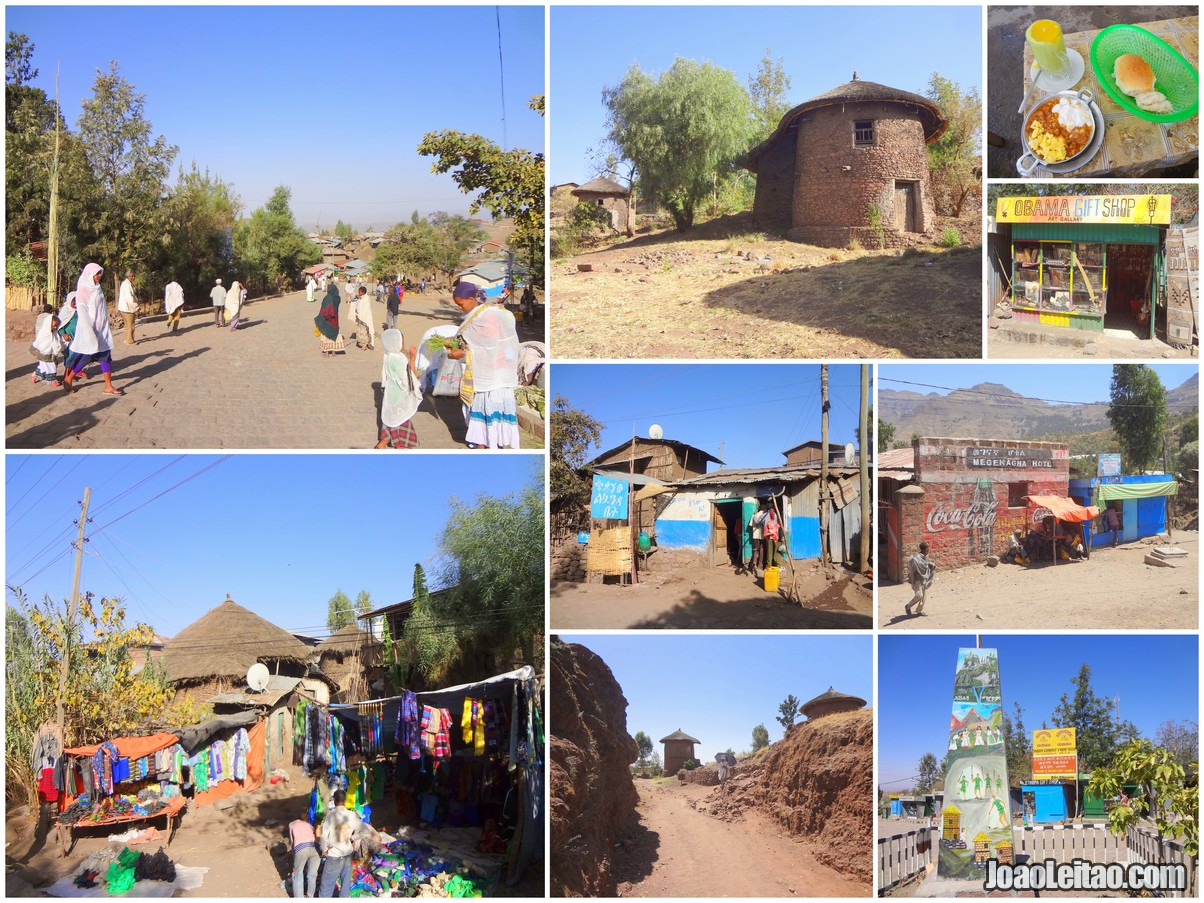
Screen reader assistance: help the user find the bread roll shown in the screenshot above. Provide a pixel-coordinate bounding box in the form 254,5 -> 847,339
1135,90 -> 1174,113
1113,54 -> 1156,96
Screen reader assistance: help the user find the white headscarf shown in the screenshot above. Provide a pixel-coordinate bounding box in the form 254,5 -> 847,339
69,263 -> 112,355
380,328 -> 422,429
57,291 -> 78,327
458,305 -> 519,393
225,280 -> 242,314
164,281 -> 185,315
31,311 -> 63,358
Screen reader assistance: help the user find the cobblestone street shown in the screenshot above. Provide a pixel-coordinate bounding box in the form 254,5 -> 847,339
6,289 -> 544,450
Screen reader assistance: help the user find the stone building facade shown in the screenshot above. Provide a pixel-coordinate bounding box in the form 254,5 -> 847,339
745,76 -> 947,249
571,177 -> 630,231
886,437 -> 1070,574
660,728 -> 700,774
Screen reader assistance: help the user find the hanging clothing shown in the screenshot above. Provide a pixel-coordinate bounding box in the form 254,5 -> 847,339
398,691 -> 421,761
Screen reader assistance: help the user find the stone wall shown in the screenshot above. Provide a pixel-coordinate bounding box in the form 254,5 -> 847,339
903,438 -> 1070,570
751,123 -> 798,232
552,537 -> 587,583
574,192 -> 628,231
792,102 -> 935,247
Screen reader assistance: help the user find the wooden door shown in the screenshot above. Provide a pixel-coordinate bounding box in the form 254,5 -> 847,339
711,504 -> 727,566
895,183 -> 919,232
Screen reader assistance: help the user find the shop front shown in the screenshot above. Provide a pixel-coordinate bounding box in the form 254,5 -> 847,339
1069,473 -> 1178,547
996,194 -> 1171,340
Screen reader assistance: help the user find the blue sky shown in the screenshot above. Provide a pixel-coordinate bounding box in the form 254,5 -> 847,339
558,634 -> 872,758
550,5 -> 982,184
5,454 -> 540,639
8,6 -> 545,229
878,635 -> 1200,787
878,363 -> 1198,409
553,363 -> 869,469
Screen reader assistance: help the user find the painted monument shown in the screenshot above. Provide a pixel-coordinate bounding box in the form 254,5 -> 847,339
938,647 -> 1011,878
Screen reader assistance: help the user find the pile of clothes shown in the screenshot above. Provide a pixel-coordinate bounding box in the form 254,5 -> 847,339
69,845 -> 177,895
56,793 -> 169,825
346,838 -> 486,898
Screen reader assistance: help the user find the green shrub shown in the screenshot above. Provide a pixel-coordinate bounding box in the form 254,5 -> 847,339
938,227 -> 961,248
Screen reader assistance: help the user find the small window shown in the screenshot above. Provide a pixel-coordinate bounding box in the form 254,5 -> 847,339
1008,481 -> 1028,508
854,120 -> 875,146
596,199 -> 605,206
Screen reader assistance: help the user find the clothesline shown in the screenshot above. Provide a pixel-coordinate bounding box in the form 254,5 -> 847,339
325,665 -> 536,710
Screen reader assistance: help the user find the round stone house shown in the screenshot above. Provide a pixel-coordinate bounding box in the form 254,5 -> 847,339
799,686 -> 867,721
745,74 -> 948,249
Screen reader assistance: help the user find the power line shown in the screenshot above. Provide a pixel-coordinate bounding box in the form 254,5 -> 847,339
495,6 -> 508,150
7,455 -> 89,536
90,457 -> 231,537
5,455 -> 31,486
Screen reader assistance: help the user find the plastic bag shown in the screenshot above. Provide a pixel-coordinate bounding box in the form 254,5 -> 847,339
431,357 -> 464,397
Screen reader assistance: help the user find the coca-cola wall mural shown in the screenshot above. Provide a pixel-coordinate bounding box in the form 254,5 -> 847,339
924,478 -> 999,557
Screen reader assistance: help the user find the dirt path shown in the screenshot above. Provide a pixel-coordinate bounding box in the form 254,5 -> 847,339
551,563 -> 872,629
615,781 -> 867,898
879,533 -> 1198,629
549,216 -> 982,360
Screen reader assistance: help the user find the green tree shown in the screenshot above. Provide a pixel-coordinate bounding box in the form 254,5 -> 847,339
354,590 -> 373,619
403,477 -> 543,685
1107,365 -> 1168,473
550,396 -> 604,518
634,730 -> 654,766
417,95 -> 544,283
924,72 -> 981,218
232,185 -> 320,294
159,162 -> 241,301
916,752 -> 941,793
775,693 -> 800,731
1154,719 -> 1199,769
1086,739 -> 1198,858
6,31 -> 37,88
751,723 -> 770,751
1178,413 -> 1198,445
77,62 -> 178,295
334,219 -> 353,242
1002,702 -> 1032,786
876,413 -> 896,455
748,49 -> 792,138
1050,663 -> 1138,771
1177,440 -> 1199,478
326,588 -> 354,632
603,58 -> 756,232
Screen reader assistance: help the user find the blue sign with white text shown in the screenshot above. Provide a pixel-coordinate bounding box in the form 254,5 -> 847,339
590,475 -> 628,520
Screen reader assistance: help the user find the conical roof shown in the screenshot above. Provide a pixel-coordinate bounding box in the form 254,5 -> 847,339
164,594 -> 313,684
571,177 -> 627,196
659,728 -> 701,744
316,623 -> 375,656
799,686 -> 867,718
746,75 -> 948,170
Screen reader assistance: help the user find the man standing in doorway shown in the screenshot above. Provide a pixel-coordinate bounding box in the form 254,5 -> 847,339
1106,505 -> 1121,547
117,269 -> 139,344
210,278 -> 227,327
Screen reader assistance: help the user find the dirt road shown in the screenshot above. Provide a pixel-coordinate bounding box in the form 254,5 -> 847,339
549,215 -> 982,360
551,562 -> 873,629
614,781 -> 867,898
879,533 -> 1199,629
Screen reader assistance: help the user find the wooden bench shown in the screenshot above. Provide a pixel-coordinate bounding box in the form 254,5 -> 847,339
55,795 -> 187,857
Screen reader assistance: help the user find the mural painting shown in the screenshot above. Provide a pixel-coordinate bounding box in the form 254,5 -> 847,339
924,478 -> 999,558
938,647 -> 1011,879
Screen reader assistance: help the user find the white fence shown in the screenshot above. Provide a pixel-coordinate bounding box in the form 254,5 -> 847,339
877,826 -> 936,891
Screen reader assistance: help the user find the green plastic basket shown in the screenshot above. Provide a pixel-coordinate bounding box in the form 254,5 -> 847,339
1089,24 -> 1199,123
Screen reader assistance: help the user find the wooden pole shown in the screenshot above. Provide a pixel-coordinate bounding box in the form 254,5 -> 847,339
630,433 -> 637,585
47,65 -> 62,310
859,364 -> 871,574
820,365 -> 831,570
56,487 -> 90,742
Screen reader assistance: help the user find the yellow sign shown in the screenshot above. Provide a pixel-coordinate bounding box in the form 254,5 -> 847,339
996,195 -> 1172,225
1033,727 -> 1077,756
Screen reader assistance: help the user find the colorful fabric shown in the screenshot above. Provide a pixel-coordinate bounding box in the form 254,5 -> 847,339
379,421 -> 418,449
398,691 -> 421,761
315,285 -> 341,340
463,389 -> 520,449
461,698 -> 475,744
435,708 -> 452,759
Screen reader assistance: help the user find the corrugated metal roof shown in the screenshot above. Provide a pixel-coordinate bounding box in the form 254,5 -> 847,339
207,675 -> 301,708
676,465 -> 860,487
588,469 -> 670,487
587,437 -> 724,468
1012,223 -> 1162,244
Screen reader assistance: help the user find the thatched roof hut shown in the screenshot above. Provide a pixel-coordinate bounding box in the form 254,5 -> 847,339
316,624 -> 373,657
164,594 -> 313,687
799,686 -> 867,721
316,624 -> 382,703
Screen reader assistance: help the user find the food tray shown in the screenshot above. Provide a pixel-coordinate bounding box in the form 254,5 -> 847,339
1089,24 -> 1199,123
1017,89 -> 1105,176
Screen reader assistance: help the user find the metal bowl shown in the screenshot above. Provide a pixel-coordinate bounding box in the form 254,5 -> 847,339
1017,88 -> 1103,177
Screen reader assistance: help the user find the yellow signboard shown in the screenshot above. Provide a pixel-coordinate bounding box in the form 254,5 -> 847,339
996,195 -> 1172,225
1033,727 -> 1077,756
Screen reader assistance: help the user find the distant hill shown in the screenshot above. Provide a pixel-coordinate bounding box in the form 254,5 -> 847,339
880,373 -> 1198,441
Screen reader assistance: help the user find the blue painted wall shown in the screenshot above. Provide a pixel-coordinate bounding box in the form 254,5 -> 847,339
789,515 -> 821,559
656,519 -> 709,551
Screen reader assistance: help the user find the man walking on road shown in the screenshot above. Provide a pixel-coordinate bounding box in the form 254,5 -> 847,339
905,541 -> 935,616
117,269 -> 139,344
210,278 -> 227,327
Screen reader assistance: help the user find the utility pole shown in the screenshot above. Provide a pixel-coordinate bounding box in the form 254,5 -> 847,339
859,364 -> 870,575
47,66 -> 62,309
56,487 -> 91,742
820,365 -> 830,569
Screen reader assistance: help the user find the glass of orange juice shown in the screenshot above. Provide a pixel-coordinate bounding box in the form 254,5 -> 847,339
1026,19 -> 1070,76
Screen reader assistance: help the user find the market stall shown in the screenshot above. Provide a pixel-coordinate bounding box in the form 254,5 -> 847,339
1025,495 -> 1100,564
999,194 -> 1171,338
56,733 -> 187,858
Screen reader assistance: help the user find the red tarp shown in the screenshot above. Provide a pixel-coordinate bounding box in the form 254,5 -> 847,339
1027,495 -> 1100,523
192,718 -> 266,807
65,732 -> 179,760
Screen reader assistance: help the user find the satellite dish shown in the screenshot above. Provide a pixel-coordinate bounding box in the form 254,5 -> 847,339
649,423 -> 664,440
844,443 -> 856,466
246,663 -> 270,693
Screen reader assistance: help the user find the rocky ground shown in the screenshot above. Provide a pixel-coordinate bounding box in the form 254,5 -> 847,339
550,213 -> 983,360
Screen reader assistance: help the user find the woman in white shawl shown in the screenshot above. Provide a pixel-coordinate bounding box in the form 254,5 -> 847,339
29,308 -> 65,384
63,263 -> 123,396
445,282 -> 520,449
226,279 -> 244,331
374,329 -> 422,449
164,279 -> 185,332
